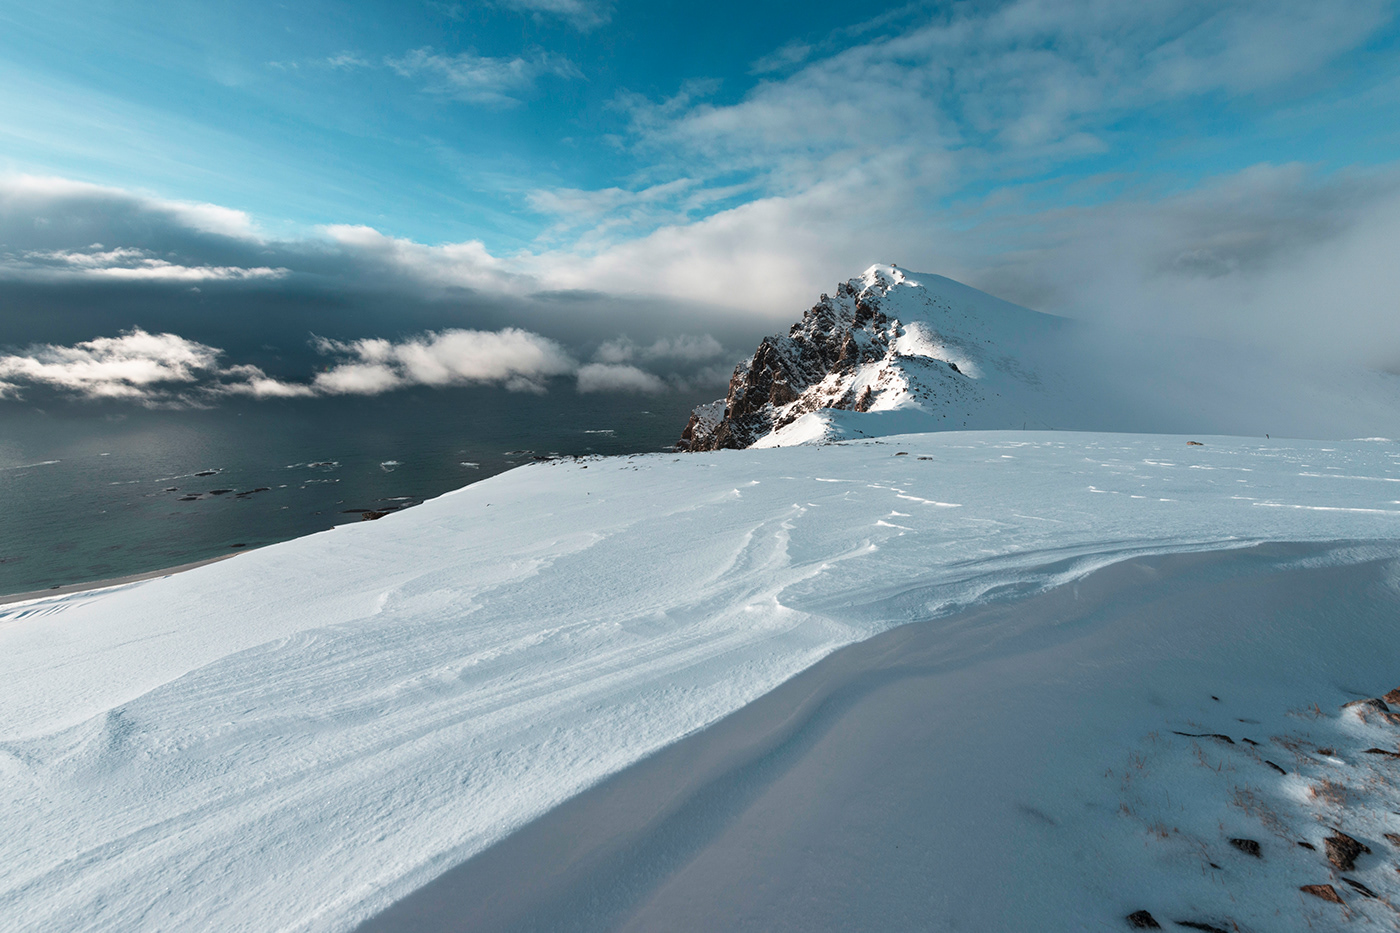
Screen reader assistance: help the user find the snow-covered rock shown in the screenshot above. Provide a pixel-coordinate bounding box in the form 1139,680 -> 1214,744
680,264 -> 1400,448
680,265 -> 1059,450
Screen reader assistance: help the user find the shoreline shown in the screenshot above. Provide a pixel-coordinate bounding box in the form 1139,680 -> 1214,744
357,540 -> 1400,932
0,552 -> 243,607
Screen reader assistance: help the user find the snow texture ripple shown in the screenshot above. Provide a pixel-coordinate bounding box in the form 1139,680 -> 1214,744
3,432 -> 1400,930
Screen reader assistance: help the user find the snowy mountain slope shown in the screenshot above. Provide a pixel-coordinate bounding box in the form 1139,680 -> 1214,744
680,265 -> 1400,449
3,434 -> 1400,931
363,543 -> 1400,933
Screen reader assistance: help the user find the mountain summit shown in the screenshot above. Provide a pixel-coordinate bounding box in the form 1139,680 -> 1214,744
679,264 -> 1070,450
678,263 -> 1400,449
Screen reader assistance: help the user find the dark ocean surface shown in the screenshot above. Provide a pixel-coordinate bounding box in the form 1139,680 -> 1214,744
0,386 -> 713,596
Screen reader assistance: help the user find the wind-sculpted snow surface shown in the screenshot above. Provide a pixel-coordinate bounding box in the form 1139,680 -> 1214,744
3,433 -> 1400,930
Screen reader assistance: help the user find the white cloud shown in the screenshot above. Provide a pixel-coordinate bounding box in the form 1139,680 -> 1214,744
217,365 -> 317,398
592,338 -> 634,364
3,246 -> 287,282
645,334 -> 726,361
719,0 -> 1393,160
321,224 -> 514,289
310,360 -> 405,396
494,0 -> 611,31
386,47 -> 583,106
0,175 -> 259,240
0,330 -> 311,403
548,0 -> 1392,262
0,327 -> 590,403
961,163 -> 1400,368
326,52 -> 370,70
576,363 -> 667,394
313,328 -> 577,394
750,40 -> 813,75
0,330 -> 219,399
521,162 -> 925,317
594,334 -> 725,364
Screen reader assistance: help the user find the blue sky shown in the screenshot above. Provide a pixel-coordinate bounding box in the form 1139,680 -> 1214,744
3,0 -> 1400,403
5,0 -> 1397,247
0,0 -> 905,245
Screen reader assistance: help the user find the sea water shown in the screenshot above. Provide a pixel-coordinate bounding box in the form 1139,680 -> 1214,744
0,385 -> 712,596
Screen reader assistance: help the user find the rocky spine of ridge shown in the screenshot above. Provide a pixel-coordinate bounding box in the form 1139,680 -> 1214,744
678,268 -> 908,451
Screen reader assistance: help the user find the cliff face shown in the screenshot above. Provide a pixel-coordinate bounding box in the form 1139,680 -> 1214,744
678,274 -> 891,450
678,264 -> 1017,450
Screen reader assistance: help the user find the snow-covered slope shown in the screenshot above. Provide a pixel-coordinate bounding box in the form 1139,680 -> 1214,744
680,265 -> 1400,448
4,433 -> 1400,931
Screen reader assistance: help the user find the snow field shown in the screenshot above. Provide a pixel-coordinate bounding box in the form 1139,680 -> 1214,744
3,432 -> 1400,931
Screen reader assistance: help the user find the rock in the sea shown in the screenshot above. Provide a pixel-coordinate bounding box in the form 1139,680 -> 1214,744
1384,686 -> 1400,705
1342,697 -> 1390,712
1300,883 -> 1344,904
1125,909 -> 1160,928
1324,831 -> 1369,871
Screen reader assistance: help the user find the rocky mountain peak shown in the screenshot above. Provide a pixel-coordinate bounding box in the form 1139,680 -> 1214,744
678,263 -> 1400,449
678,264 -> 979,451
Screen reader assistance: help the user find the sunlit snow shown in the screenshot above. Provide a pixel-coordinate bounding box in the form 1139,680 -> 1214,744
3,432 -> 1400,930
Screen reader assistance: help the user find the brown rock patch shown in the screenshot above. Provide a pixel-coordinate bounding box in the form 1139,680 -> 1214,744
1300,883 -> 1344,904
1325,831 -> 1370,871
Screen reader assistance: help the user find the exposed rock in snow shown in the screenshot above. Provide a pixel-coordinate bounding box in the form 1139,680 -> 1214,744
679,264 -> 1045,450
679,263 -> 1400,449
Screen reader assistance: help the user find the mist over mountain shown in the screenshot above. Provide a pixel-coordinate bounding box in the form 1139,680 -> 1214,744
683,265 -> 1400,449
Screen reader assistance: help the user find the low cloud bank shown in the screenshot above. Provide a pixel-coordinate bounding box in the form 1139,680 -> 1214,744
6,161 -> 1400,419
0,326 -> 729,405
576,363 -> 667,394
0,329 -> 308,403
312,329 -> 575,395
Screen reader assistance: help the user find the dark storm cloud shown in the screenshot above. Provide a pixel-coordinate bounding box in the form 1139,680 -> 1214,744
0,177 -> 745,406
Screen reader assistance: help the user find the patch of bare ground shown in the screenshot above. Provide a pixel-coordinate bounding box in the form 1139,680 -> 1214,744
1115,685 -> 1400,929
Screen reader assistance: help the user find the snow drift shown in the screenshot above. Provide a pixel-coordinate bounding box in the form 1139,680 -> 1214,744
4,433 -> 1400,930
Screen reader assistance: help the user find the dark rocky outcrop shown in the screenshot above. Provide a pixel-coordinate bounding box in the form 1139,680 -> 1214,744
678,277 -> 895,451
1300,883 -> 1344,904
1228,838 -> 1261,857
1342,877 -> 1378,898
1324,831 -> 1369,871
